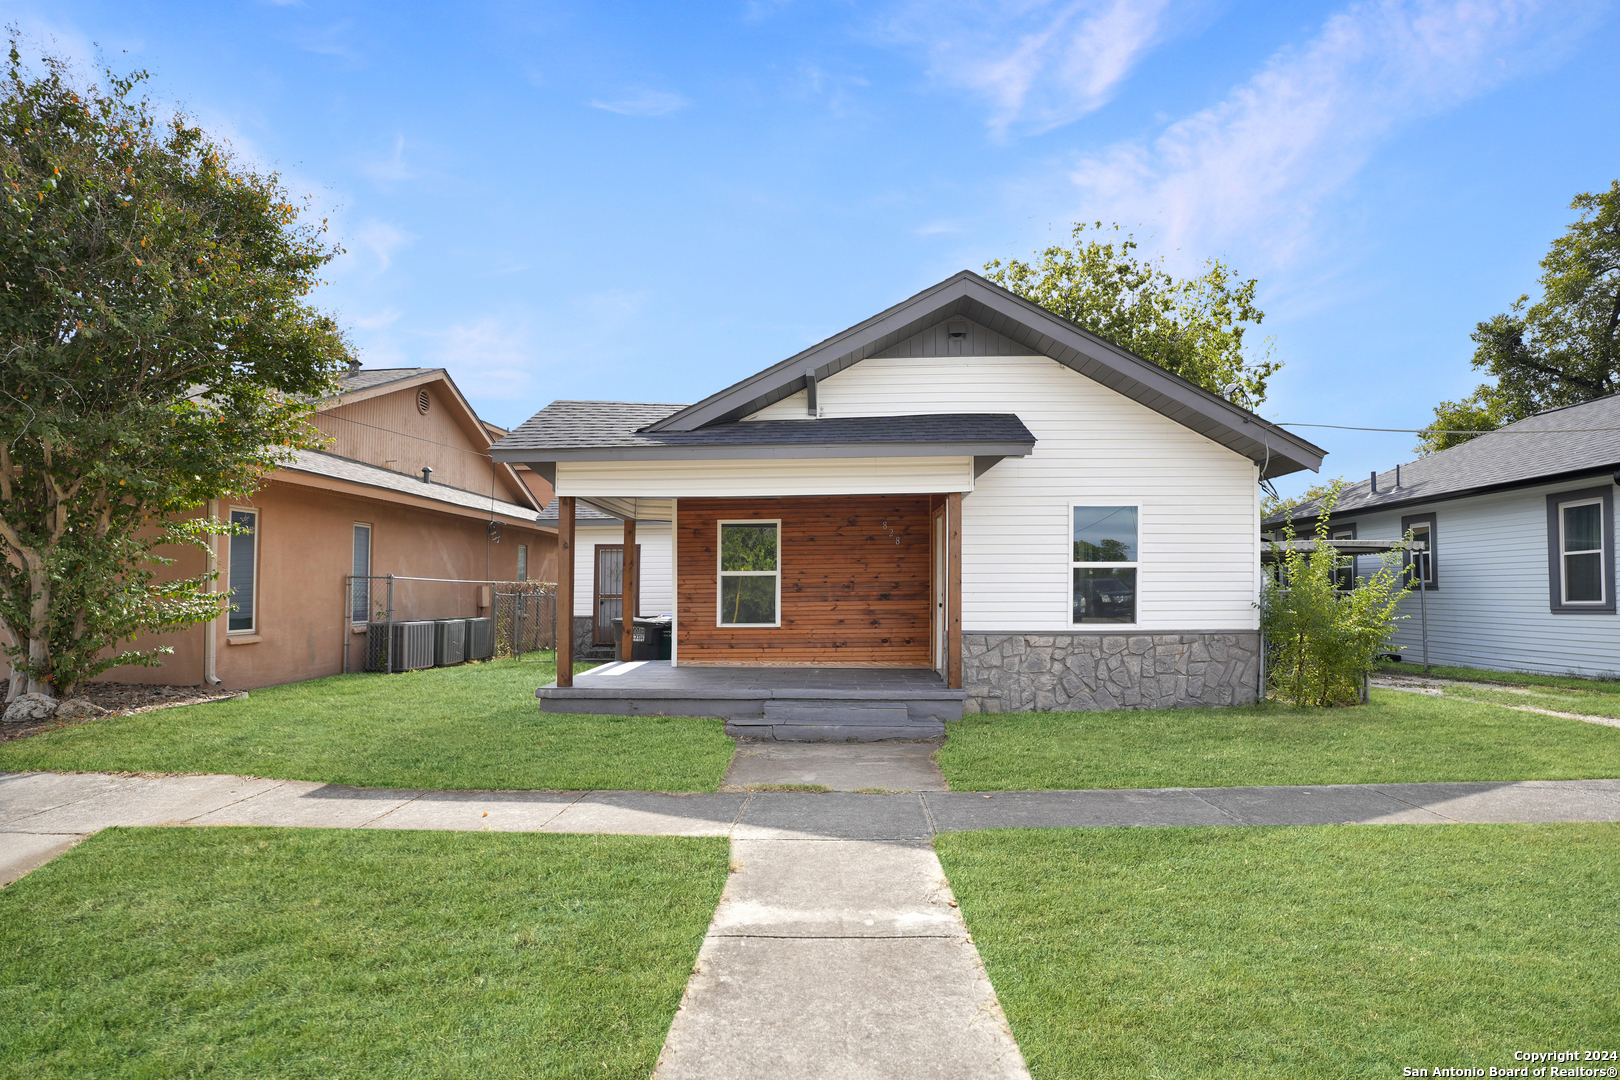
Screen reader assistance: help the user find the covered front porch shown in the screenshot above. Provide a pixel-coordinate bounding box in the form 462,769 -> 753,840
537,660 -> 965,739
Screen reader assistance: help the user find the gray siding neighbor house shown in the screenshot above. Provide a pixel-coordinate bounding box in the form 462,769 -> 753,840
1265,394 -> 1620,677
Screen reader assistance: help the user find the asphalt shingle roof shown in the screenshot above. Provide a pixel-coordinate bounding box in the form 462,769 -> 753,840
1267,393 -> 1620,526
491,400 -> 1036,456
335,367 -> 440,394
536,496 -> 621,524
282,449 -> 541,522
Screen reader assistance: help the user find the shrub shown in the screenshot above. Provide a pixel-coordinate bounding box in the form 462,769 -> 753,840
1261,486 -> 1411,706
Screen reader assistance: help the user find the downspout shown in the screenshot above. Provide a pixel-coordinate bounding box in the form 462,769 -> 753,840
203,499 -> 222,686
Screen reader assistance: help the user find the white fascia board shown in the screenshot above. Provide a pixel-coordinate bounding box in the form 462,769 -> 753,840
557,456 -> 975,497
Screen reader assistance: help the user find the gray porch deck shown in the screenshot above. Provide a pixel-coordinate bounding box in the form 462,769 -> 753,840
537,662 -> 965,740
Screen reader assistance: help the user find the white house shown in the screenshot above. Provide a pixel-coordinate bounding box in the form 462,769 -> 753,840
493,271 -> 1324,723
1267,394 -> 1620,678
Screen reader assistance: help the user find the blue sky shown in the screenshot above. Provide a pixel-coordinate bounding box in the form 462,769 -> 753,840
16,0 -> 1620,499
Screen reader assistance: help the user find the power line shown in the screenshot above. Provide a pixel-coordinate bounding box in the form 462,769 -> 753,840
313,411 -> 498,459
1276,422 -> 1620,435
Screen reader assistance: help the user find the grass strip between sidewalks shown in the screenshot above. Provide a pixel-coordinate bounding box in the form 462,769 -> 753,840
0,826 -> 729,1080
0,656 -> 736,792
937,689 -> 1620,791
936,823 -> 1619,1079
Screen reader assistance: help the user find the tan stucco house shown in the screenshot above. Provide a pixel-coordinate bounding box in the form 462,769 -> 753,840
98,366 -> 559,690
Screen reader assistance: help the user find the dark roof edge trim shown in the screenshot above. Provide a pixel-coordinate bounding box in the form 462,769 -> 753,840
492,441 -> 1032,464
1268,464 -> 1620,527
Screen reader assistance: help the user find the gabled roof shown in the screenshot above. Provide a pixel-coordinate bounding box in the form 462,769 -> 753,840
637,270 -> 1323,479
319,366 -> 543,512
490,401 -> 1036,462
1266,393 -> 1620,526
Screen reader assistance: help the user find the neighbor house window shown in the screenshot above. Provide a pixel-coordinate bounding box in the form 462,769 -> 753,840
1072,505 -> 1138,624
351,523 -> 371,624
718,520 -> 780,626
1332,524 -> 1357,591
1402,513 -> 1436,589
1547,488 -> 1615,614
228,508 -> 259,633
518,544 -> 528,581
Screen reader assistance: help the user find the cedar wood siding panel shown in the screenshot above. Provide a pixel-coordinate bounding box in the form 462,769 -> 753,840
746,353 -> 1261,633
571,521 -> 674,616
677,496 -> 933,666
1332,479 -> 1620,677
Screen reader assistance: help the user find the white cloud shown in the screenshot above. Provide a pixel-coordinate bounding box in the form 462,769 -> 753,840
916,220 -> 966,236
350,308 -> 402,331
589,90 -> 690,117
353,220 -> 415,273
1066,0 -> 1599,266
879,0 -> 1175,136
361,134 -> 417,183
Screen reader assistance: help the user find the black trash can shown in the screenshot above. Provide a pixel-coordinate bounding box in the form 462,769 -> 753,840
632,617 -> 671,661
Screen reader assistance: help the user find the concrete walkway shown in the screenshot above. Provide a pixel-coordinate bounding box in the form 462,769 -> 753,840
6,770 -> 1618,1077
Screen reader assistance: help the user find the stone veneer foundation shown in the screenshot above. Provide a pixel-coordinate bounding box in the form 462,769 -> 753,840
961,631 -> 1260,713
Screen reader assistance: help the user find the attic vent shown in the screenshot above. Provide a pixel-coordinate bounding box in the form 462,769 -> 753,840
417,388 -> 431,414
946,319 -> 970,339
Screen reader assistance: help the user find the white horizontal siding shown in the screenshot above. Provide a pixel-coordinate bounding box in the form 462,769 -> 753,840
572,521 -> 673,616
1331,480 -> 1620,677
557,456 -> 974,497
745,354 -> 1261,633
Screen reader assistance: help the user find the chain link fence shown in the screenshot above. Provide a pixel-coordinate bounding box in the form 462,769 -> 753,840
494,583 -> 556,657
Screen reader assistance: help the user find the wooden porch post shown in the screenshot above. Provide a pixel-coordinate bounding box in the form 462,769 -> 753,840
621,518 -> 638,661
946,490 -> 963,690
557,497 -> 575,687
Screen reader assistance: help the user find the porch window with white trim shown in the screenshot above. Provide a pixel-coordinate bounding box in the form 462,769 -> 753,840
1559,497 -> 1605,604
351,523 -> 371,624
227,508 -> 259,633
1072,505 -> 1137,624
718,520 -> 780,626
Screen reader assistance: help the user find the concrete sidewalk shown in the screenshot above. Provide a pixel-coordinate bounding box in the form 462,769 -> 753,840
6,770 -> 1619,886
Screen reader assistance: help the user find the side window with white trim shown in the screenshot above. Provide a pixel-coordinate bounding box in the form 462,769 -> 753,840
1072,505 -> 1138,624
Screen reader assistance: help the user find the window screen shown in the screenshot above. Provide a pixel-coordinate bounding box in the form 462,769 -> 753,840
351,524 -> 371,622
228,509 -> 258,633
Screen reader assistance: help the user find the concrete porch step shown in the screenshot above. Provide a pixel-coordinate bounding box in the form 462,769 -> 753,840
731,703 -> 946,742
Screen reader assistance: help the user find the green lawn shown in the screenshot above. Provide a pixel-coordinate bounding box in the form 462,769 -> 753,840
936,824 -> 1619,1079
0,826 -> 728,1079
1377,658 -> 1620,720
0,657 -> 735,792
937,689 -> 1620,790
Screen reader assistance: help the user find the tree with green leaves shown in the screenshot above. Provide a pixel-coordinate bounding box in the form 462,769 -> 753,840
1420,181 -> 1620,454
985,222 -> 1280,410
0,46 -> 349,700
